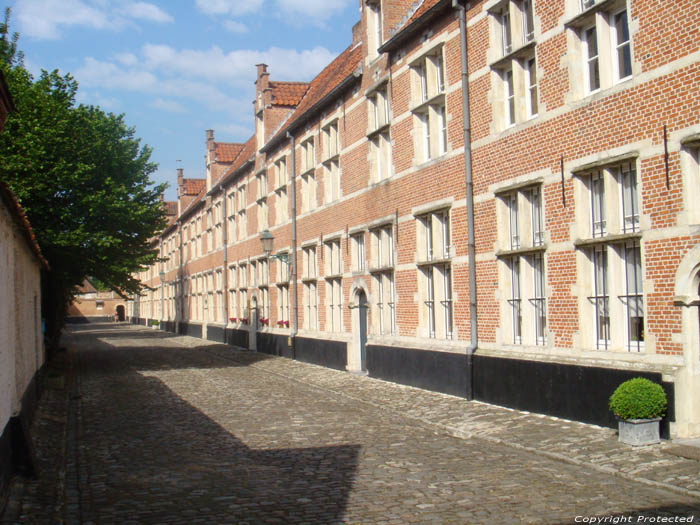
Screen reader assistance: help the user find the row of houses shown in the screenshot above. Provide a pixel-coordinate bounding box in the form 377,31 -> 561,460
130,0 -> 700,438
0,71 -> 46,500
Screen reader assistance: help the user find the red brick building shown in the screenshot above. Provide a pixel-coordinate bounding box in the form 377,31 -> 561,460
131,0 -> 700,438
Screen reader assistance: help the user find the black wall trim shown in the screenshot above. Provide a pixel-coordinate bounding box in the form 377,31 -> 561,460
180,322 -> 202,339
295,337 -> 347,370
207,325 -> 225,344
367,345 -> 467,398
258,333 -> 293,359
473,355 -> 675,437
225,328 -> 249,349
0,420 -> 11,507
160,321 -> 176,334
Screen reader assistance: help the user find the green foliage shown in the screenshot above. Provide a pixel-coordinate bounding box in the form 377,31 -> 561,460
609,378 -> 667,420
0,11 -> 167,349
0,65 -> 167,297
0,7 -> 23,67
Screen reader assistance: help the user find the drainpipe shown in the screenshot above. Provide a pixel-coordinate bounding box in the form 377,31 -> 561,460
287,131 -> 298,359
222,186 -> 229,328
454,0 -> 477,401
177,220 -> 184,334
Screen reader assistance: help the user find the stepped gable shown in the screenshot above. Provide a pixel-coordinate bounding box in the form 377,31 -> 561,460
270,81 -> 311,107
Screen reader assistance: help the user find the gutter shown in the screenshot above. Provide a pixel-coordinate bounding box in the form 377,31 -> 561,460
262,69 -> 362,155
379,0 -> 452,54
453,0 -> 478,401
287,131 -> 298,359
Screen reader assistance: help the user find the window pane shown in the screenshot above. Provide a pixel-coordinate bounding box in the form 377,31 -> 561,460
585,27 -> 600,91
614,10 -> 632,79
621,164 -> 639,233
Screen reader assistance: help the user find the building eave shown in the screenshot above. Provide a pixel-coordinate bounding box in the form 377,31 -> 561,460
378,0 -> 453,54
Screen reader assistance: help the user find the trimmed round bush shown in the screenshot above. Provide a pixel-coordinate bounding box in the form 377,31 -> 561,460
609,377 -> 667,420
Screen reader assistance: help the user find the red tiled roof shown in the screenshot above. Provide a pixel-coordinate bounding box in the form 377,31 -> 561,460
220,135 -> 256,182
0,181 -> 49,269
215,142 -> 245,163
182,178 -> 205,196
266,44 -> 363,147
270,81 -> 311,107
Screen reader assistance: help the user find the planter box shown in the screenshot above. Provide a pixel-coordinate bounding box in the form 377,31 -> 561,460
618,417 -> 661,446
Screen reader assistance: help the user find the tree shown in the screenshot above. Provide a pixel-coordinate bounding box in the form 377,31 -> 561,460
0,31 -> 167,350
0,7 -> 22,67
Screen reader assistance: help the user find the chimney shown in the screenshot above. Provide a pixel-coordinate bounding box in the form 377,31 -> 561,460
255,63 -> 270,111
177,168 -> 184,195
206,129 -> 215,154
352,20 -> 362,45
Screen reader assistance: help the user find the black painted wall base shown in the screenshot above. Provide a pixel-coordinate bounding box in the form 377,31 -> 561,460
295,337 -> 347,371
367,345 -> 467,398
258,332 -> 294,359
179,322 -> 202,339
225,328 -> 249,349
473,355 -> 675,437
207,325 -> 225,344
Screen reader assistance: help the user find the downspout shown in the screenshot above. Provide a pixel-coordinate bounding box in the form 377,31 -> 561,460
287,131 -> 298,359
177,220 -> 184,334
222,186 -> 229,329
454,0 -> 477,401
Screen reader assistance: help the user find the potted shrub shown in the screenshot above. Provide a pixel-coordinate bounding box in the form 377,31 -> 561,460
609,377 -> 667,446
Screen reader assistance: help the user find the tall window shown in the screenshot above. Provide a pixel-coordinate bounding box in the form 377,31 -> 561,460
525,57 -> 538,118
583,25 -> 600,93
371,224 -> 396,335
351,232 -> 366,272
301,171 -> 316,213
508,257 -> 522,344
274,157 -> 287,189
301,138 -> 315,173
612,10 -> 632,80
624,242 -> 643,351
417,211 -> 452,338
367,0 -> 382,60
521,0 -> 534,43
322,121 -> 339,160
412,49 -> 447,162
577,160 -> 644,351
303,245 -> 318,332
501,7 -> 512,55
277,284 -> 289,325
532,253 -> 546,345
324,160 -> 340,204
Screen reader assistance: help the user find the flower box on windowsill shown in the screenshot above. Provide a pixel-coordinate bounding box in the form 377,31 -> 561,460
276,320 -> 290,328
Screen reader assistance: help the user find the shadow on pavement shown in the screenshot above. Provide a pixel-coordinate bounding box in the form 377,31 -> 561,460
70,335 -> 360,523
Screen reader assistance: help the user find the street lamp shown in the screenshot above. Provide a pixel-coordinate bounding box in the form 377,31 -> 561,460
260,229 -> 289,263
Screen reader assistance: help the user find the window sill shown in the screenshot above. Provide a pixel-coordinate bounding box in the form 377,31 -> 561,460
301,276 -> 318,283
564,0 -> 618,29
367,122 -> 391,139
410,92 -> 445,114
416,256 -> 451,267
495,244 -> 547,258
489,39 -> 536,70
300,168 -> 316,178
573,231 -> 641,248
322,153 -> 340,166
369,264 -> 394,273
325,273 -> 342,280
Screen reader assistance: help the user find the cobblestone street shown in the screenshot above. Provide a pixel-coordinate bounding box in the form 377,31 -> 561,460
2,323 -> 700,524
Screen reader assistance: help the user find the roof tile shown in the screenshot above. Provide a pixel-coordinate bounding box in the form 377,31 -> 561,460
215,142 -> 245,163
182,178 -> 205,196
270,81 -> 310,107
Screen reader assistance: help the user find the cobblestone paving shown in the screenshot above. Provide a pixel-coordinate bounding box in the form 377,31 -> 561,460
3,323 -> 700,524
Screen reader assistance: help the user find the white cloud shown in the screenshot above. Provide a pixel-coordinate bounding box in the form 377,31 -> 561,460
120,2 -> 174,23
14,0 -> 173,40
15,0 -> 110,39
194,0 -> 263,16
140,44 -> 337,85
223,20 -> 248,34
76,57 -> 159,92
114,52 -> 139,67
150,98 -> 187,113
274,0 -> 352,27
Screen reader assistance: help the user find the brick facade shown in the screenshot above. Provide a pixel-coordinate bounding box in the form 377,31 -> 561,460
130,0 -> 700,438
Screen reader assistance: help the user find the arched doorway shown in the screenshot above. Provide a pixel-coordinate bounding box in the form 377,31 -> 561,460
116,305 -> 125,322
349,285 -> 369,374
672,246 -> 700,437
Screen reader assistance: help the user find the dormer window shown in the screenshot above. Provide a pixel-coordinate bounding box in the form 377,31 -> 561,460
367,1 -> 382,60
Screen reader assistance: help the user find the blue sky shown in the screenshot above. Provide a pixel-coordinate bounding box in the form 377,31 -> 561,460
6,0 -> 361,199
